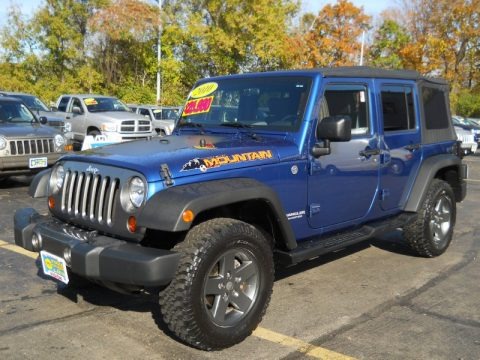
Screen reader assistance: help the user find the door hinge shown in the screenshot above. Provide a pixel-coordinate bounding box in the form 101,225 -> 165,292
380,189 -> 390,201
160,163 -> 174,187
308,203 -> 321,217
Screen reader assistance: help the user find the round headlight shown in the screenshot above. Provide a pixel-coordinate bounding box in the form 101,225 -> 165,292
50,165 -> 65,194
0,136 -> 7,150
54,134 -> 65,148
128,177 -> 146,208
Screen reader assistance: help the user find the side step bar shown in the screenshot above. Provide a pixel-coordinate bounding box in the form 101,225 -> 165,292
275,213 -> 416,265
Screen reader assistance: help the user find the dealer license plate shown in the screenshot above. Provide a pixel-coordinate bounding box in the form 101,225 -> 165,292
40,250 -> 69,284
29,157 -> 48,169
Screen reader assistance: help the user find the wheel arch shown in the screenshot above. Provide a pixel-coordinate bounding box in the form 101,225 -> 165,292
137,178 -> 297,251
403,154 -> 466,212
87,126 -> 100,134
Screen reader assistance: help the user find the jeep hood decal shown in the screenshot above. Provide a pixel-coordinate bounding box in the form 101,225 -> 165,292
61,134 -> 300,182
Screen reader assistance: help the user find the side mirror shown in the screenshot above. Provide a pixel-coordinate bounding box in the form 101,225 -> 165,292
316,115 -> 352,142
312,115 -> 352,158
50,106 -> 58,111
39,116 -> 48,125
72,106 -> 82,114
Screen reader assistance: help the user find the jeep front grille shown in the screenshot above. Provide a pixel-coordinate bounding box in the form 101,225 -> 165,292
457,133 -> 475,144
120,120 -> 152,133
9,138 -> 54,155
60,170 -> 120,226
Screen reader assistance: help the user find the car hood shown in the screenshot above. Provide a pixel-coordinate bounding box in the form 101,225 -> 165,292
61,133 -> 299,182
86,111 -> 148,121
38,110 -> 65,122
0,123 -> 59,138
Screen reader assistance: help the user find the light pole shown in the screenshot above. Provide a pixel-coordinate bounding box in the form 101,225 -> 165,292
156,0 -> 162,105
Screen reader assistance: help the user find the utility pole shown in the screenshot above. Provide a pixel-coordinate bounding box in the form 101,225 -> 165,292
156,0 -> 162,105
359,30 -> 365,66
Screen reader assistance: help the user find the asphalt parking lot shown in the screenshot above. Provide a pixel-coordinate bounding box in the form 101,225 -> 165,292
1,156 -> 480,360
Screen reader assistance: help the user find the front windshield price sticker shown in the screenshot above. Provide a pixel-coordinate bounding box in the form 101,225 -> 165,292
84,98 -> 98,105
182,96 -> 214,116
190,82 -> 218,98
40,250 -> 69,284
29,157 -> 47,168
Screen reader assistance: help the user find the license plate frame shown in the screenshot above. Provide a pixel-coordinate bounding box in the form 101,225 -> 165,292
40,250 -> 69,284
29,157 -> 48,169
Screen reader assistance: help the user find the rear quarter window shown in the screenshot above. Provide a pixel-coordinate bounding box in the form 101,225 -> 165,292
422,87 -> 449,130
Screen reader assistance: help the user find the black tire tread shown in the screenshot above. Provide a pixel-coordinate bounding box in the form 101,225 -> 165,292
159,218 -> 274,350
404,179 -> 456,258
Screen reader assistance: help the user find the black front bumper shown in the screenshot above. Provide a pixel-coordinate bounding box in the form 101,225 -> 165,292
14,208 -> 180,287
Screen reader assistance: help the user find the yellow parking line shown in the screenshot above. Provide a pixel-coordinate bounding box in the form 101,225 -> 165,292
466,179 -> 480,182
253,327 -> 356,360
0,239 -> 354,358
0,239 -> 38,259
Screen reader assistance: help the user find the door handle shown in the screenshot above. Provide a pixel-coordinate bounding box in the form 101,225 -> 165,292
404,143 -> 420,152
359,148 -> 380,157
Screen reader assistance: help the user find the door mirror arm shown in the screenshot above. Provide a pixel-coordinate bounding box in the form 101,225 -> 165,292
311,139 -> 331,158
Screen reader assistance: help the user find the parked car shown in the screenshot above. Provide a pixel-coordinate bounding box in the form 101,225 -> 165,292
133,105 -> 181,135
0,97 -> 67,178
15,67 -> 467,350
452,115 -> 480,142
454,125 -> 478,155
54,94 -> 155,148
0,91 -> 72,137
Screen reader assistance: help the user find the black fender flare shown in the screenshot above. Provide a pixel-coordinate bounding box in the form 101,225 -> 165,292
137,178 -> 297,250
29,168 -> 52,198
402,154 -> 463,212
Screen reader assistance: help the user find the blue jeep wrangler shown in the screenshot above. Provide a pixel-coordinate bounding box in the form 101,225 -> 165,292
14,67 -> 467,350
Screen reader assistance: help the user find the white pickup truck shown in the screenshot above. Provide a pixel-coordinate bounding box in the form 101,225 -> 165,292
55,94 -> 155,148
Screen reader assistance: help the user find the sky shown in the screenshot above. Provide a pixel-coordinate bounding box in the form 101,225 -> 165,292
0,0 -> 389,28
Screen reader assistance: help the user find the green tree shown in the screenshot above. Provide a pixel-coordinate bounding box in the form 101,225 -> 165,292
369,20 -> 410,69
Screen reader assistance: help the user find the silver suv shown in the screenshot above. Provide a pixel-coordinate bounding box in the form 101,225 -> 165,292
55,95 -> 155,147
0,97 -> 66,178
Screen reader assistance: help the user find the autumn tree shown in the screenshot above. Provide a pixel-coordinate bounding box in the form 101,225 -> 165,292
301,0 -> 371,68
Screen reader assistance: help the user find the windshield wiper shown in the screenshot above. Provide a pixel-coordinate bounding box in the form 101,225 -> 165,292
177,121 -> 206,134
220,122 -> 260,140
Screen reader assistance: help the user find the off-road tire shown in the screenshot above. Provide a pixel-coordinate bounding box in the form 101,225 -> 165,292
159,218 -> 274,350
404,179 -> 456,257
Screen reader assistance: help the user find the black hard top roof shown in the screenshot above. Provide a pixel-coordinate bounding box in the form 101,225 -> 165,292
315,66 -> 447,85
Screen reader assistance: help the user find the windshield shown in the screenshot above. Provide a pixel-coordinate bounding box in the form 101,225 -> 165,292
83,97 -> 130,113
0,101 -> 36,123
178,76 -> 312,131
14,95 -> 49,112
453,117 -> 469,126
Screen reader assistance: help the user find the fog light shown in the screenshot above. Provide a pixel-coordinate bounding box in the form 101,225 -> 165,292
63,247 -> 72,266
31,232 -> 42,252
48,196 -> 55,209
127,216 -> 137,233
182,209 -> 195,223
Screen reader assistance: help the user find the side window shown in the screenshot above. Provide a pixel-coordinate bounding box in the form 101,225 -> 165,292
57,96 -> 70,112
321,84 -> 369,136
139,108 -> 150,118
422,86 -> 449,130
381,85 -> 416,131
71,98 -> 83,114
